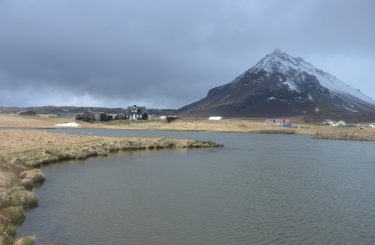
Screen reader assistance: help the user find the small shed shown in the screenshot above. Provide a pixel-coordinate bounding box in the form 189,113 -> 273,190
127,105 -> 148,120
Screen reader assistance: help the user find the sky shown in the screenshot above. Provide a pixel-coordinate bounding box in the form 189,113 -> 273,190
0,0 -> 374,109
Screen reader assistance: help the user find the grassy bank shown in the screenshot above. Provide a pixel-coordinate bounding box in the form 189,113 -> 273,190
256,129 -> 296,134
313,128 -> 375,141
0,130 -> 222,244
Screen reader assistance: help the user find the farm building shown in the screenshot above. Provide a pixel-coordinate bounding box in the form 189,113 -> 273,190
160,115 -> 179,123
127,105 -> 148,120
106,114 -> 119,121
75,112 -> 95,122
118,113 -> 128,120
17,110 -> 36,116
323,119 -> 335,126
265,119 -> 294,128
75,112 -> 111,122
331,120 -> 347,127
323,119 -> 347,127
94,112 -> 107,121
74,105 -> 148,122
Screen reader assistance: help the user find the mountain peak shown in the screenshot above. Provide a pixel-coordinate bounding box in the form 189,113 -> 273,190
247,50 -> 374,105
272,48 -> 283,54
179,50 -> 375,119
252,49 -> 312,74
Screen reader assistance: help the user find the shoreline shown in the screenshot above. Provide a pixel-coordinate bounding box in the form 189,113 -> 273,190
0,130 -> 222,244
1,114 -> 375,141
57,120 -> 375,141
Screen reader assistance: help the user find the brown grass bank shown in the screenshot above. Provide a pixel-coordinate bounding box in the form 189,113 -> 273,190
0,130 -> 222,244
313,128 -> 375,141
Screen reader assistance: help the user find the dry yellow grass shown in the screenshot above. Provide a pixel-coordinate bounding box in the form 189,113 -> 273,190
82,119 -> 375,140
92,119 -> 284,132
2,114 -> 375,141
0,114 -> 291,132
84,118 -> 318,136
0,130 -> 96,156
313,127 -> 375,141
0,114 -> 64,128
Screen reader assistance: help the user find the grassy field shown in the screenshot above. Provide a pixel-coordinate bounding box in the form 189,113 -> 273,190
0,114 -> 310,133
0,114 -> 64,128
1,114 -> 375,141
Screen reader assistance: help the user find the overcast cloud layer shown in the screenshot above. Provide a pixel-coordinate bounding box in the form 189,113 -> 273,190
0,0 -> 374,108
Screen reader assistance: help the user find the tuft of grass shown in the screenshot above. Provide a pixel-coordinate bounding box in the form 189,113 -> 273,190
256,129 -> 296,135
0,206 -> 25,225
4,224 -> 16,237
14,236 -> 35,245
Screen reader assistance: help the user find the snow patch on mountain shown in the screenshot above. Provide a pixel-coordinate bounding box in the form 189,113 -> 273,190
238,49 -> 375,105
283,79 -> 298,91
343,105 -> 358,112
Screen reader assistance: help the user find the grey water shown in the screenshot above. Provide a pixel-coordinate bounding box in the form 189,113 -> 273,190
17,129 -> 375,244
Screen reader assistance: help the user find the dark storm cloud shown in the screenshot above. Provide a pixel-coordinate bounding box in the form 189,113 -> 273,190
0,0 -> 374,108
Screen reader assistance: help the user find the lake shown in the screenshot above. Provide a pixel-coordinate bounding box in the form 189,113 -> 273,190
17,129 -> 375,244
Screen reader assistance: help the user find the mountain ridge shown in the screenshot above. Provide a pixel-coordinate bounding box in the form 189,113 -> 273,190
178,50 -> 375,121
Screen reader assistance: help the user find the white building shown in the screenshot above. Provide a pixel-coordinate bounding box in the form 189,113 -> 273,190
208,116 -> 222,121
332,120 -> 347,127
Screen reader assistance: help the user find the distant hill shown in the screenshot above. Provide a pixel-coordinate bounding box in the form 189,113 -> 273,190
178,49 -> 375,122
0,106 -> 122,115
0,106 -> 176,116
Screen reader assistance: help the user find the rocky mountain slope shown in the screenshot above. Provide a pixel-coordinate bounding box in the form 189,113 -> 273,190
178,49 -> 375,121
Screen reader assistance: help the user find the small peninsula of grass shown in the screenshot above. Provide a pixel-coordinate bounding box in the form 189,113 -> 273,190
313,129 -> 375,141
256,129 -> 296,135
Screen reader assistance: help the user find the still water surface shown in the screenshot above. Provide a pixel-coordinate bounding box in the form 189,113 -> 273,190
18,129 -> 375,244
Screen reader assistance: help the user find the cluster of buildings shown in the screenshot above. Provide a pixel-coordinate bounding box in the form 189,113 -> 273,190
16,110 -> 36,116
323,120 -> 375,128
266,118 -> 375,128
265,119 -> 298,128
13,108 -> 375,128
75,105 -> 148,122
323,120 -> 347,127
